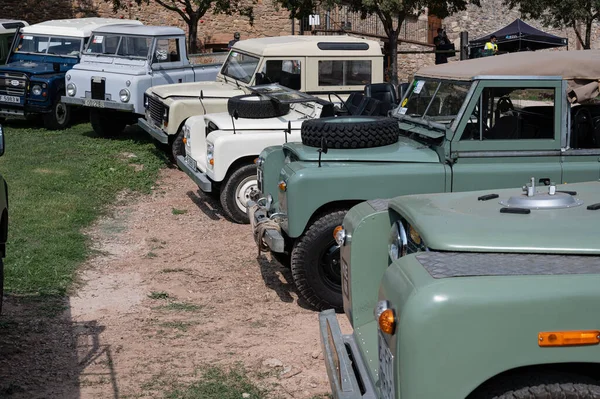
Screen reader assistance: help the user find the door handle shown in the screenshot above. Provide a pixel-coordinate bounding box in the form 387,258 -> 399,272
539,178 -> 551,186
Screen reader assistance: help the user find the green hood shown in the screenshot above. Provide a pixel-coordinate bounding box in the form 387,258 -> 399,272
389,181 -> 600,254
283,136 -> 440,164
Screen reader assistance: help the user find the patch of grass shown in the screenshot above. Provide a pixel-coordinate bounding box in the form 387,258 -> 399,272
165,365 -> 267,399
0,122 -> 166,296
146,251 -> 158,258
160,268 -> 185,273
171,208 -> 188,215
148,291 -> 170,300
154,301 -> 202,312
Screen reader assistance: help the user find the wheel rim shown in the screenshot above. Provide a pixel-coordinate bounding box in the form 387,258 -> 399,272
55,103 -> 67,125
235,176 -> 258,213
318,240 -> 342,293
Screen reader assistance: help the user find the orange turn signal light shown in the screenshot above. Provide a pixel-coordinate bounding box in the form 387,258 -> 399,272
209,159 -> 214,166
278,181 -> 287,191
182,138 -> 187,144
333,225 -> 343,240
379,309 -> 396,335
538,330 -> 600,347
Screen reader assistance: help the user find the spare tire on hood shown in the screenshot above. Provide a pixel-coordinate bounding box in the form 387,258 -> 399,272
227,94 -> 290,119
300,116 -> 400,149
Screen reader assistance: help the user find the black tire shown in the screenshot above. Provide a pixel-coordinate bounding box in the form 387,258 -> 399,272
170,129 -> 185,164
90,110 -> 127,137
220,164 -> 258,224
470,372 -> 600,399
301,116 -> 400,149
291,209 -> 347,312
271,251 -> 291,269
42,99 -> 71,130
0,258 -> 4,315
227,95 -> 290,119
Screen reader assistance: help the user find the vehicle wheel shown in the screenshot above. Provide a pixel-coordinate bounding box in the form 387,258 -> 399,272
0,258 -> 4,315
271,251 -> 291,269
301,116 -> 400,149
227,94 -> 290,119
220,164 -> 258,224
170,129 -> 185,164
43,99 -> 71,130
291,209 -> 347,312
90,110 -> 127,137
470,372 -> 600,399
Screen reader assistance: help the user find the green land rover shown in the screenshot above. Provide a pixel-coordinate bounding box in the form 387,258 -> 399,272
249,50 -> 600,312
319,178 -> 600,399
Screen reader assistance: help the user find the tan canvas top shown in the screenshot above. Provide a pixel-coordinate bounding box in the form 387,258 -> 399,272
416,50 -> 600,103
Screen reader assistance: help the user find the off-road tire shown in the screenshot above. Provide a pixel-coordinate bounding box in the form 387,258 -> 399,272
90,110 -> 127,137
220,164 -> 258,224
291,209 -> 348,312
43,99 -> 71,130
227,94 -> 290,119
301,116 -> 400,149
0,258 -> 4,315
170,129 -> 185,164
470,372 -> 600,399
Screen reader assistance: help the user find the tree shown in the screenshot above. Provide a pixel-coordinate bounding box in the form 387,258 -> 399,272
105,0 -> 255,53
274,0 -> 478,85
504,0 -> 599,49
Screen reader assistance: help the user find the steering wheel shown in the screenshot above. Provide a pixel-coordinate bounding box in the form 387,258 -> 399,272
328,92 -> 349,114
497,96 -> 514,113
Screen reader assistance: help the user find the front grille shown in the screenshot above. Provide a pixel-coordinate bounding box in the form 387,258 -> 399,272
91,77 -> 105,100
147,95 -> 165,126
0,72 -> 27,97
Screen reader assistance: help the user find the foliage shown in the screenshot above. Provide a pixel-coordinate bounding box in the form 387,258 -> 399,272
504,0 -> 599,49
0,121 -> 165,296
104,0 -> 255,52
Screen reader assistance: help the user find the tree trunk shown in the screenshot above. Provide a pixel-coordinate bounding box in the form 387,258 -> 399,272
389,32 -> 400,86
585,19 -> 592,49
188,16 -> 199,54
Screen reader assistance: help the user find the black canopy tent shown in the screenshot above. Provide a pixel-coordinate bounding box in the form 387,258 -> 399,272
469,18 -> 568,57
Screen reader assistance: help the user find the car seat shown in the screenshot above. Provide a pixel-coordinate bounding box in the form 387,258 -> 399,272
364,83 -> 397,105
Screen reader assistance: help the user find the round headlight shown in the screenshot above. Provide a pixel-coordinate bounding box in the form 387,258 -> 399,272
119,88 -> 130,103
31,85 -> 42,96
388,221 -> 407,261
66,83 -> 76,97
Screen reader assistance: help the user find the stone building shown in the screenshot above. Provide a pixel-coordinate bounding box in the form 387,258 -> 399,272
3,0 -> 600,81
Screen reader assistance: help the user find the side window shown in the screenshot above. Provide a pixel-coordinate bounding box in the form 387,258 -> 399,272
259,59 -> 301,90
461,87 -> 555,141
318,60 -> 372,86
154,38 -> 181,63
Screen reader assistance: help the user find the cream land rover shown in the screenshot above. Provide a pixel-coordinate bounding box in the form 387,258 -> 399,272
138,35 -> 384,161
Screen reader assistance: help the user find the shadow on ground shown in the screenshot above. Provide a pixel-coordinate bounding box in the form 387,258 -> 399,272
0,295 -> 119,399
186,190 -> 223,221
256,254 -> 314,311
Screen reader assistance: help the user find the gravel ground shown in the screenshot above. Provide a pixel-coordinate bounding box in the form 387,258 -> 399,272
0,166 -> 351,398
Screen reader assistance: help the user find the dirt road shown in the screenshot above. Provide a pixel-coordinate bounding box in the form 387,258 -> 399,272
0,166 -> 350,398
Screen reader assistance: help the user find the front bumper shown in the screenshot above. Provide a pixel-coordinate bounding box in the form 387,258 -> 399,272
319,309 -> 376,399
247,199 -> 285,253
61,96 -> 135,112
176,155 -> 212,192
138,117 -> 168,144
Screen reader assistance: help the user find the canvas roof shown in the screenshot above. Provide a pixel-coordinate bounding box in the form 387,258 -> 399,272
233,35 -> 383,57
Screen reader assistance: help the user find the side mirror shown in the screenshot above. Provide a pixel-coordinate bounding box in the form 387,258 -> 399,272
0,124 -> 5,157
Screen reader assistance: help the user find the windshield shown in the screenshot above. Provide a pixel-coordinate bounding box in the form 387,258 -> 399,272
14,34 -> 82,57
85,34 -> 153,58
220,51 -> 260,84
397,79 -> 471,125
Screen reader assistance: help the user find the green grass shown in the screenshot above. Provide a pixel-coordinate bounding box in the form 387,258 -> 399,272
148,291 -> 170,300
165,365 -> 267,399
171,208 -> 187,215
0,121 -> 166,296
154,301 -> 203,312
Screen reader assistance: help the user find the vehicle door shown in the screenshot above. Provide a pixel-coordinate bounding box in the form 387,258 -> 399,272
151,37 -> 189,85
255,58 -> 305,91
561,95 -> 600,182
450,79 -> 563,192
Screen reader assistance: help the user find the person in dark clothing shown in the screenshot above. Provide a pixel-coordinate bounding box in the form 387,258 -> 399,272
228,32 -> 240,49
433,28 -> 451,64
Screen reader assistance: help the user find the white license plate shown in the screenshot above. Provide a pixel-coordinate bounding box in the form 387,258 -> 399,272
0,95 -> 20,104
84,99 -> 105,108
185,154 -> 197,170
378,330 -> 395,399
